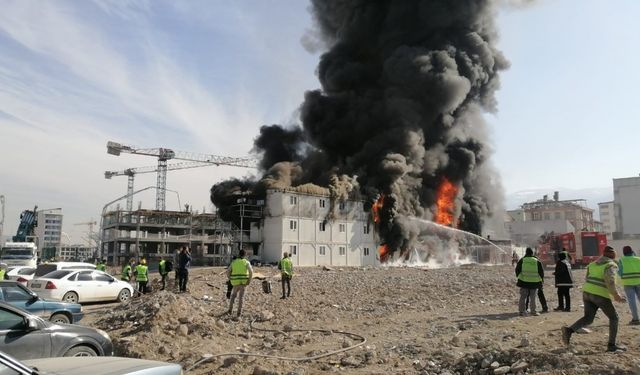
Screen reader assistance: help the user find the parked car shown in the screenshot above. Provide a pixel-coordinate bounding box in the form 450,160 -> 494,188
33,262 -> 96,279
0,351 -> 182,375
27,270 -> 133,304
5,266 -> 36,285
0,301 -> 112,360
0,280 -> 83,324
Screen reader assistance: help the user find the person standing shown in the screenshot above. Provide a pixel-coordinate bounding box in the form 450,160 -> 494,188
562,246 -> 627,352
554,251 -> 574,311
227,250 -> 253,319
121,258 -> 133,281
136,258 -> 149,295
516,247 -> 544,316
618,245 -> 640,325
159,256 -> 168,291
173,248 -> 181,289
278,252 -> 293,299
178,247 -> 191,292
97,259 -> 107,272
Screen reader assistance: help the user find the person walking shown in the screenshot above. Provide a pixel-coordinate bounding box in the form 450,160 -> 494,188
136,258 -> 149,295
159,256 -> 168,291
278,252 -> 293,299
516,247 -> 544,316
178,247 -> 191,292
562,246 -> 627,352
554,251 -> 574,311
618,245 -> 640,325
227,250 -> 253,320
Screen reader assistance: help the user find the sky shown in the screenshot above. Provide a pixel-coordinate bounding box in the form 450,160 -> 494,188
0,0 -> 638,244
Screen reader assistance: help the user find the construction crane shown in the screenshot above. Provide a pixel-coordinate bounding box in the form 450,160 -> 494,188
107,141 -> 258,211
74,220 -> 97,248
105,161 -> 214,211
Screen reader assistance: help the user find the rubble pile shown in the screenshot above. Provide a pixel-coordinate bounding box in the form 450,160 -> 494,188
86,265 -> 640,374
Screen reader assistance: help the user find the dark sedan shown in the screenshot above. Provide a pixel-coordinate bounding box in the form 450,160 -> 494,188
0,301 -> 113,360
0,281 -> 83,324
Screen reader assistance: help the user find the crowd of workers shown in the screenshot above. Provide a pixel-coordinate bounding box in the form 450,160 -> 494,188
515,244 -> 640,353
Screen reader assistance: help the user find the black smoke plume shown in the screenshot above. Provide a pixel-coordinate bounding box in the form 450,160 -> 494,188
211,0 -> 508,258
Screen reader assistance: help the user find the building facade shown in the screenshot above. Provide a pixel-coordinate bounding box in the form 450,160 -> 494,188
34,211 -> 63,260
613,176 -> 640,239
598,201 -> 616,240
521,194 -> 594,232
261,189 -> 378,266
59,244 -> 95,261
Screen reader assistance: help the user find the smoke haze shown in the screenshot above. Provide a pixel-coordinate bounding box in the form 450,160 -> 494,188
211,0 -> 508,257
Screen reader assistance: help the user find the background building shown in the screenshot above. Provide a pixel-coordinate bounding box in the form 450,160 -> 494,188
59,244 -> 95,261
613,176 -> 640,239
34,210 -> 63,260
598,201 -> 616,240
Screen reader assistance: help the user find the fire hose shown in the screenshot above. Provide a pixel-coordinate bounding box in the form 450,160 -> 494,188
185,319 -> 367,372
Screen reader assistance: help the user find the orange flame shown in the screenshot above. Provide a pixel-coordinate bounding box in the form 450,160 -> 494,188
378,244 -> 390,263
372,194 -> 384,224
435,177 -> 458,227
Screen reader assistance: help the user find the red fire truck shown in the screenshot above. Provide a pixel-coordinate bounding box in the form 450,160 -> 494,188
538,231 -> 608,267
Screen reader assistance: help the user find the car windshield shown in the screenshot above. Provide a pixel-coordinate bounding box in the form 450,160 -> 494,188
17,268 -> 35,275
40,270 -> 73,279
35,264 -> 57,277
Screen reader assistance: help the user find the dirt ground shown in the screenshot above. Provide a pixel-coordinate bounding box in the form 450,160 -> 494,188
84,264 -> 640,375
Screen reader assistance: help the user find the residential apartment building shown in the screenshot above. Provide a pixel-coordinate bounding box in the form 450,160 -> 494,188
59,244 -> 95,261
598,201 -> 616,240
521,193 -> 594,231
34,211 -> 63,259
613,176 -> 640,239
262,189 -> 378,267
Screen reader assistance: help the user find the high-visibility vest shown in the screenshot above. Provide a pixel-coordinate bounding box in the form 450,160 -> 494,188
583,261 -> 614,299
159,260 -> 166,275
279,257 -> 293,277
619,256 -> 640,286
136,264 -> 148,282
0,269 -> 5,280
121,264 -> 131,281
97,263 -> 106,271
517,257 -> 542,283
229,258 -> 250,286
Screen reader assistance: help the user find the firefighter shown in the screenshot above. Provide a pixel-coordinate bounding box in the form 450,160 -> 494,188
136,258 -> 149,295
278,252 -> 293,299
227,250 -> 253,320
562,246 -> 627,352
618,245 -> 640,325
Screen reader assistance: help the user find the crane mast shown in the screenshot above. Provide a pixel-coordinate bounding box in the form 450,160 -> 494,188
106,141 -> 258,210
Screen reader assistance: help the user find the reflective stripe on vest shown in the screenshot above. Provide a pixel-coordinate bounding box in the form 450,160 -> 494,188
619,256 -> 640,286
583,261 -> 613,299
230,258 -> 250,286
280,258 -> 293,276
136,265 -> 148,282
517,257 -> 542,283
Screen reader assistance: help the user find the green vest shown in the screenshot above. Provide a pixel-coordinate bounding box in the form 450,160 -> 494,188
121,264 -> 131,281
583,261 -> 613,299
619,256 -> 640,286
229,258 -> 250,286
279,257 -> 293,277
517,257 -> 542,283
0,269 -> 5,280
159,260 -> 166,275
136,264 -> 148,282
97,263 -> 106,272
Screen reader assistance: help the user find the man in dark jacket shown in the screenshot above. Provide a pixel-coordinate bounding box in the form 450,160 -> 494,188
516,247 -> 544,316
178,246 -> 192,292
554,251 -> 574,311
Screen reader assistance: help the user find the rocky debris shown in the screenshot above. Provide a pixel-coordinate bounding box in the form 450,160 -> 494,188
85,265 -> 640,374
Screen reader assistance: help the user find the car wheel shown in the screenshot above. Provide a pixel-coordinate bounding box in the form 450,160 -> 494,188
50,313 -> 71,324
62,291 -> 79,304
64,345 -> 97,357
117,288 -> 131,302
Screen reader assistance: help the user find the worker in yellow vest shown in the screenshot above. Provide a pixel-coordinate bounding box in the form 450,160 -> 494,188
618,245 -> 640,325
0,263 -> 7,280
226,249 -> 253,320
136,258 -> 149,295
278,252 -> 293,299
96,259 -> 107,272
121,259 -> 132,281
562,246 -> 627,352
515,247 -> 544,316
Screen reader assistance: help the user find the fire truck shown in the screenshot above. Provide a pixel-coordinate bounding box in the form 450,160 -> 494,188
538,231 -> 608,267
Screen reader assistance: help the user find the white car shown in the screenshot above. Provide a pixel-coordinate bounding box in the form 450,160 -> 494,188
27,269 -> 133,304
5,266 -> 36,285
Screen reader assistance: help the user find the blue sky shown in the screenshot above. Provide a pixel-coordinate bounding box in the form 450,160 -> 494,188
0,0 -> 638,243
